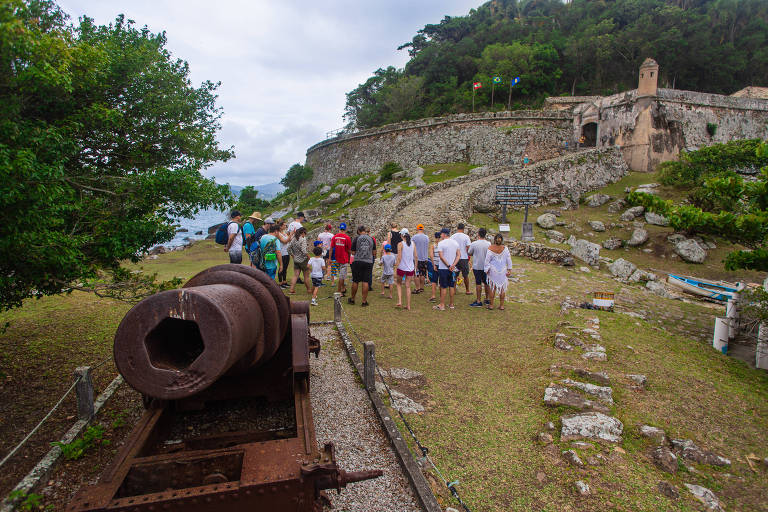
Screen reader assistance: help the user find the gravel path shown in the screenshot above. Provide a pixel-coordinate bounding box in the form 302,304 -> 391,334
310,324 -> 422,512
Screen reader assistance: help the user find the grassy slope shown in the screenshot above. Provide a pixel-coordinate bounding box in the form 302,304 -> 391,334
1,171 -> 767,510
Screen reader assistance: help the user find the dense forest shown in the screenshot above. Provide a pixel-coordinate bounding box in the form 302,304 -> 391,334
344,0 -> 768,130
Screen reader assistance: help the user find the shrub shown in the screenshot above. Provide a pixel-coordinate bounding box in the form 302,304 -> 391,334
706,122 -> 717,137
658,139 -> 767,188
380,161 -> 403,182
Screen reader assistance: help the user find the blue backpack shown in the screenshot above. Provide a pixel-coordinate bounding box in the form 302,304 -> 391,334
215,222 -> 241,245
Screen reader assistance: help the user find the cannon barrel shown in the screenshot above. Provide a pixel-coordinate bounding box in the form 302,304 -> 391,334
114,264 -> 304,400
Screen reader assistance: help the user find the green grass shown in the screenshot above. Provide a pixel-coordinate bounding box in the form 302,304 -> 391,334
422,162 -> 478,184
1,239 -> 766,510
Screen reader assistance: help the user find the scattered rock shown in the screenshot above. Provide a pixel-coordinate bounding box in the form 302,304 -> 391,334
545,422 -> 556,431
609,258 -> 637,280
537,213 -> 558,229
561,412 -> 623,443
586,193 -> 611,207
684,484 -> 724,511
667,233 -> 686,244
386,368 -> 423,380
579,266 -> 591,273
627,374 -> 647,390
409,176 -> 426,187
607,199 -> 627,213
627,228 -> 649,246
318,184 -> 331,194
582,351 -> 607,361
674,239 -> 707,263
645,211 -> 670,226
571,441 -> 595,450
543,385 -> 609,412
432,169 -> 445,175
602,237 -> 623,250
359,183 -> 371,192
176,228 -> 188,233
574,481 -> 591,496
563,449 -> 584,467
546,230 -> 565,242
374,382 -> 424,413
554,335 -> 574,351
646,280 -> 672,298
628,269 -> 657,282
658,481 -> 679,499
194,230 -> 203,235
320,192 -> 341,205
652,446 -> 678,473
408,167 -> 425,178
538,432 -> 554,444
639,425 -> 666,444
619,206 -> 645,221
671,440 -> 731,466
588,220 -> 606,232
638,182 -> 660,189
536,471 -> 548,484
342,199 -> 353,208
561,378 -> 613,404
391,170 -> 407,180
568,238 -> 601,267
474,202 -> 496,213
570,368 -> 610,386
148,245 -> 167,256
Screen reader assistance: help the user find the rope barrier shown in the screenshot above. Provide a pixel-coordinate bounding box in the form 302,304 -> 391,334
337,302 -> 473,512
0,376 -> 81,469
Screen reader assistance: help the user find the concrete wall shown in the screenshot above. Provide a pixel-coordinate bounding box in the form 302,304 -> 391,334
305,111 -> 572,189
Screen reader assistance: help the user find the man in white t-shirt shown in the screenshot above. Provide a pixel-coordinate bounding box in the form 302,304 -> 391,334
287,212 -> 305,235
224,210 -> 243,264
435,228 -> 460,310
316,223 -> 334,280
468,227 -> 491,307
450,223 -> 472,295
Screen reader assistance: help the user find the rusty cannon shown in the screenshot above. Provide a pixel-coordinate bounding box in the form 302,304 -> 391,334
68,264 -> 381,512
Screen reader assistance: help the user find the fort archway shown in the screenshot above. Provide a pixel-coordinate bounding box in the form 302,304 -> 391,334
581,122 -> 597,147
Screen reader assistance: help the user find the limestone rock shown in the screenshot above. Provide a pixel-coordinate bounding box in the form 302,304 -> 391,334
569,238 -> 601,267
546,230 -> 565,242
586,193 -> 611,207
684,484 -> 724,511
562,378 -> 613,404
374,382 -> 424,413
629,269 -> 657,282
667,233 -> 686,244
671,439 -> 731,466
620,206 -> 645,221
359,183 -> 371,192
561,412 -> 623,443
562,449 -> 584,467
409,176 -> 426,187
574,481 -> 591,496
543,385 -> 608,412
646,280 -> 671,298
652,446 -> 678,473
588,220 -> 606,232
342,199 -> 353,208
391,170 -> 407,180
639,425 -> 667,444
627,228 -> 649,246
537,213 -> 558,229
658,481 -> 679,499
609,258 -> 637,280
320,192 -> 341,205
579,266 -> 591,273
386,367 -> 423,380
554,335 -> 574,351
582,351 -> 607,361
607,199 -> 627,213
602,237 -> 623,250
538,432 -> 554,444
571,441 -> 595,450
408,167 -> 425,178
627,374 -> 647,389
319,184 -> 331,194
474,202 -> 497,213
645,211 -> 670,226
571,368 -> 610,386
545,422 -> 556,431
674,239 -> 706,263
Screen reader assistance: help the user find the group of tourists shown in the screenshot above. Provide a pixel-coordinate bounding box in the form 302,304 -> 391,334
221,210 -> 514,310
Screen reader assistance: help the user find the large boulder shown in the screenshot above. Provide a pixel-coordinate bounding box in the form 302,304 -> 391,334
602,238 -> 623,250
409,176 -> 426,187
620,206 -> 645,221
674,239 -> 706,263
645,211 -> 670,226
627,228 -> 649,246
646,280 -> 671,298
569,238 -> 601,267
543,385 -> 608,412
652,446 -> 678,473
561,412 -> 623,443
684,484 -> 724,512
607,199 -> 627,213
536,213 -> 558,229
609,258 -> 637,280
585,193 -> 611,207
318,184 -> 331,194
546,230 -> 565,243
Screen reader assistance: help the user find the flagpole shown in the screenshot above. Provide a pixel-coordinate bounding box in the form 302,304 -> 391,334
472,85 -> 475,113
508,79 -> 512,110
491,82 -> 495,109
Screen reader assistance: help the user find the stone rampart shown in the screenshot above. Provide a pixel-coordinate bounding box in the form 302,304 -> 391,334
305,111 -> 572,189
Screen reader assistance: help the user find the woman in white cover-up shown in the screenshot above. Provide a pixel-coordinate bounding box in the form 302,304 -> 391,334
483,233 -> 513,310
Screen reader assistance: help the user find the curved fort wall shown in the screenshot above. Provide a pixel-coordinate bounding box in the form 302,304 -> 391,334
305,111 -> 572,189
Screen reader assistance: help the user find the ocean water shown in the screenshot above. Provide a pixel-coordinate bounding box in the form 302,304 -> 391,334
160,208 -> 230,248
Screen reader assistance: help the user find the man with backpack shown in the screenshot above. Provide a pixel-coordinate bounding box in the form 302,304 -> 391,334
254,223 -> 283,280
243,211 -> 262,255
223,210 -> 244,264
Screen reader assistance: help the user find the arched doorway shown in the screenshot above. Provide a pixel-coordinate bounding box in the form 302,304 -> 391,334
580,123 -> 597,147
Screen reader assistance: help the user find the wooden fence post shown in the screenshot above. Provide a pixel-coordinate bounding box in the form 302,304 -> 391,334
73,366 -> 94,421
334,292 -> 342,323
363,341 -> 375,391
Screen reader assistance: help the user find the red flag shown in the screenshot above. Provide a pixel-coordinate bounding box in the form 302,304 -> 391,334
473,82 -> 482,89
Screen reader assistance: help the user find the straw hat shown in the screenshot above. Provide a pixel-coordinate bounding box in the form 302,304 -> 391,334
248,211 -> 263,221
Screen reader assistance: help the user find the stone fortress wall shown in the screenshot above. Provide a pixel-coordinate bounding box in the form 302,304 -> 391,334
305,111 -> 572,189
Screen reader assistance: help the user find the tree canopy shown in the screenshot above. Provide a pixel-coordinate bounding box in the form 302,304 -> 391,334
0,0 -> 234,311
280,164 -> 313,194
344,0 -> 768,130
236,186 -> 270,215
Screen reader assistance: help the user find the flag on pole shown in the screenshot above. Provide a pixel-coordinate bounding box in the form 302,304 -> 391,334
473,82 -> 482,89
492,76 -> 502,84
512,77 -> 521,86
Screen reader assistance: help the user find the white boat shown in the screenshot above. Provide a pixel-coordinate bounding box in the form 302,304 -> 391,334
666,274 -> 739,302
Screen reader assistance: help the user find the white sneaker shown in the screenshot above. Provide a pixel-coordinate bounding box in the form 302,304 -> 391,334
311,299 -> 318,306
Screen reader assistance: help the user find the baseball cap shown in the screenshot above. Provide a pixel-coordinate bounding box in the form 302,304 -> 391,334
339,222 -> 347,230
434,231 -> 441,238
297,211 -> 305,218
440,227 -> 450,235
264,217 -> 275,224
399,228 -> 409,236
384,244 -> 392,251
313,240 -> 323,246
416,224 -> 424,230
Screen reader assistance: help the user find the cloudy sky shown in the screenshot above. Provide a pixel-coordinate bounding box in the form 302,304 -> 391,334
57,0 -> 481,187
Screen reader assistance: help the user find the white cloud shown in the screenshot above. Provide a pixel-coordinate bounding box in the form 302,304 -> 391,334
57,0 -> 481,185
